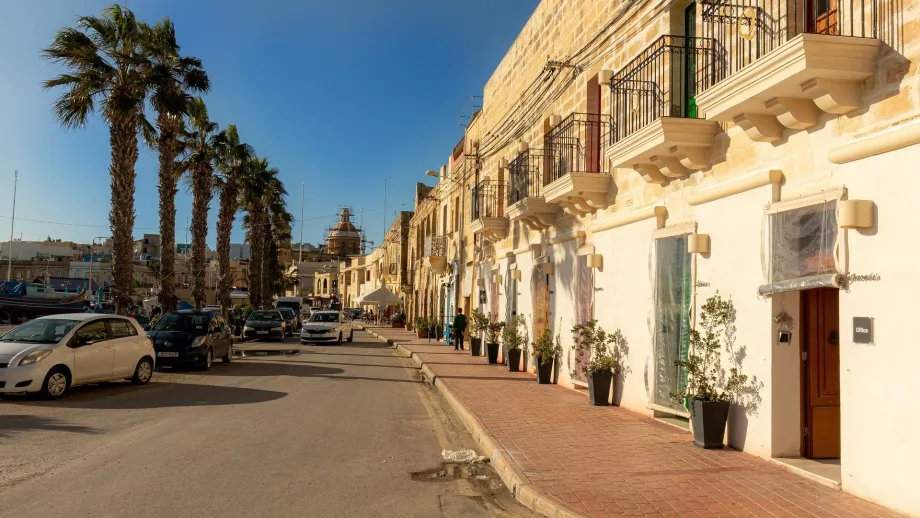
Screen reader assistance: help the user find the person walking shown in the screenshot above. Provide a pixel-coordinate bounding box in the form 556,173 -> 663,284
452,308 -> 468,351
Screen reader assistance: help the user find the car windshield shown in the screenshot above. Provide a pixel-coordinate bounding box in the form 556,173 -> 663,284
1,318 -> 79,344
309,313 -> 339,323
152,313 -> 210,332
278,309 -> 294,318
249,311 -> 281,322
277,302 -> 300,312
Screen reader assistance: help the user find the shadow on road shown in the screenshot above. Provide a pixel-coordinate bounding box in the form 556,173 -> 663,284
0,415 -> 101,438
1,382 -> 288,409
204,360 -> 424,385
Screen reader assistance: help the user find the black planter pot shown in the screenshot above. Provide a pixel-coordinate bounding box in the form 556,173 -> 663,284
691,399 -> 731,449
535,358 -> 553,384
470,337 -> 482,356
486,343 -> 499,364
507,349 -> 522,372
586,370 -> 612,406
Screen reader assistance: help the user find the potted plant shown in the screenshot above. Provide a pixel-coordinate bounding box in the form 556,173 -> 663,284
468,309 -> 489,356
571,320 -> 619,406
670,292 -> 747,449
531,328 -> 560,384
391,312 -> 406,329
414,316 -> 429,339
484,317 -> 505,364
501,314 -> 526,372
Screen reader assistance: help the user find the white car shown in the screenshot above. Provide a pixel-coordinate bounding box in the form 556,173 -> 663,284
300,311 -> 354,344
0,314 -> 155,399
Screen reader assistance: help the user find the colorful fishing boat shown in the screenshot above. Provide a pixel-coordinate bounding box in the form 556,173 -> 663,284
0,281 -> 89,313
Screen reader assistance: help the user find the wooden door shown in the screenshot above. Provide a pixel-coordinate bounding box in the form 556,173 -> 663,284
802,288 -> 841,458
808,0 -> 839,35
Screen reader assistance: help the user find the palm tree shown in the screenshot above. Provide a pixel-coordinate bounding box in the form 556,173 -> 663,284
142,18 -> 209,313
240,157 -> 290,308
180,97 -> 223,309
43,4 -> 149,314
214,125 -> 253,318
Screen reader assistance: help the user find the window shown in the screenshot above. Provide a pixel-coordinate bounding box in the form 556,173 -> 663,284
108,319 -> 137,338
653,234 -> 692,413
768,200 -> 838,283
73,321 -> 108,345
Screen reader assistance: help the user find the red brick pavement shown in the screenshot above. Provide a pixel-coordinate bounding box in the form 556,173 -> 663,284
364,326 -> 901,518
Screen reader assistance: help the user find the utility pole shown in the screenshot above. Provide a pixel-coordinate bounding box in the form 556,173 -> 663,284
7,170 -> 18,281
184,216 -> 189,257
298,182 -> 304,295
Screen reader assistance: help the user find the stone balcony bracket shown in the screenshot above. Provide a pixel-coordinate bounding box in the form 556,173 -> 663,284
470,216 -> 509,241
609,117 -> 719,185
543,172 -> 613,217
696,33 -> 880,144
506,197 -> 559,231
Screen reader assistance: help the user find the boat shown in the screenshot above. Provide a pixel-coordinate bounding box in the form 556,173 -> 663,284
0,281 -> 89,313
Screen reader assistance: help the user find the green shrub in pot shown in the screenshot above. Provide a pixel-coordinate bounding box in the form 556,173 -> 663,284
571,320 -> 621,405
501,314 -> 525,372
531,328 -> 560,384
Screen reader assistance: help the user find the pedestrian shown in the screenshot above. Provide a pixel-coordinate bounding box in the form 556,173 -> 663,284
452,308 -> 468,351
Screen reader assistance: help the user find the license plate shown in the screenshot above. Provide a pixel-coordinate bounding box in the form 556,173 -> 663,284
253,351 -> 268,356
257,331 -> 269,335
157,352 -> 179,357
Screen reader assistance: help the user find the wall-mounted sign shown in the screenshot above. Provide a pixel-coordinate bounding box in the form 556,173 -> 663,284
853,317 -> 873,344
479,289 -> 486,304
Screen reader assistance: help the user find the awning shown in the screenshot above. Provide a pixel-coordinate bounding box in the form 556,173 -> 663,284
758,273 -> 845,296
355,286 -> 403,306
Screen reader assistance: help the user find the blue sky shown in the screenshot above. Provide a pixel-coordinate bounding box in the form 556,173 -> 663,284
0,0 -> 536,248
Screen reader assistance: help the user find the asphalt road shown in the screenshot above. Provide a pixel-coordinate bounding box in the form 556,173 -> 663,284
0,330 -> 531,518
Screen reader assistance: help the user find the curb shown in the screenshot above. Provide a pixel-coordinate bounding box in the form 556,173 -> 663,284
389,341 -> 590,518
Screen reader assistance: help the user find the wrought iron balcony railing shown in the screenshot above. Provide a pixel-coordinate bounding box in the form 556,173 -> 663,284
610,35 -> 720,143
701,0 -> 878,87
543,113 -> 610,185
507,149 -> 543,205
471,180 -> 506,221
424,234 -> 447,257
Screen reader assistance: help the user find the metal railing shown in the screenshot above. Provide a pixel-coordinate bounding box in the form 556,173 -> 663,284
507,149 -> 544,205
701,0 -> 878,87
610,35 -> 719,143
424,235 -> 447,257
471,180 -> 506,221
543,113 -> 610,185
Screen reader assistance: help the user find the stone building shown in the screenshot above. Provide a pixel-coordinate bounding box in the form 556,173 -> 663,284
398,0 -> 920,514
326,207 -> 362,256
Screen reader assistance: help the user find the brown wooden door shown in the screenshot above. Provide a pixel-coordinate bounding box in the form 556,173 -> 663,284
802,288 -> 841,458
808,0 -> 839,35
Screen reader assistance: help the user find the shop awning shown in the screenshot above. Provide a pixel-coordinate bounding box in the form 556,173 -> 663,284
355,286 -> 403,306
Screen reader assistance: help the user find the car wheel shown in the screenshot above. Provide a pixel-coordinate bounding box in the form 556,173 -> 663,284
347,330 -> 354,343
222,344 -> 233,364
336,332 -> 342,345
200,348 -> 213,371
41,367 -> 69,399
132,358 -> 154,385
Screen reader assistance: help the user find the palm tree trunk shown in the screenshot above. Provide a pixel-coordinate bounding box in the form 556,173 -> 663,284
109,111 -> 140,315
190,165 -> 212,309
216,178 -> 238,318
247,224 -> 263,308
157,114 -> 181,313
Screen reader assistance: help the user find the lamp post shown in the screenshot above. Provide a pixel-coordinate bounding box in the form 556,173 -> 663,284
6,170 -> 18,281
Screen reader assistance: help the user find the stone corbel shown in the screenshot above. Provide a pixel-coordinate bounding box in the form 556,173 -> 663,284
670,145 -> 710,170
733,113 -> 784,143
533,212 -> 557,228
650,155 -> 688,178
765,97 -> 819,130
558,199 -> 590,217
524,216 -> 551,230
801,78 -> 862,115
580,192 -> 608,209
634,163 -> 667,185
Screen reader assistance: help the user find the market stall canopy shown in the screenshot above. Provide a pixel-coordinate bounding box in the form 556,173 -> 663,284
355,286 -> 403,306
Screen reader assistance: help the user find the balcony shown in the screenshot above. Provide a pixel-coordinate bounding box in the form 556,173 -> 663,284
543,113 -> 612,216
505,149 -> 558,230
607,35 -> 722,185
470,180 -> 509,241
424,234 -> 448,274
697,0 -> 880,142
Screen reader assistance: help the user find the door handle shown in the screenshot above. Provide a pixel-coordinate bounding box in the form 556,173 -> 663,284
828,330 -> 839,346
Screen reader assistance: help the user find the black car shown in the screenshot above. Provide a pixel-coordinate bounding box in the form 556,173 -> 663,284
147,310 -> 233,370
241,309 -> 286,341
277,308 -> 297,335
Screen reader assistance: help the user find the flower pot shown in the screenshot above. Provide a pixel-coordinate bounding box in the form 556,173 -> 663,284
470,337 -> 482,356
501,345 -> 507,365
586,370 -> 612,406
612,371 -> 625,406
416,330 -> 428,339
690,399 -> 730,449
486,343 -> 499,364
392,322 -> 405,329
507,349 -> 522,372
535,358 -> 553,384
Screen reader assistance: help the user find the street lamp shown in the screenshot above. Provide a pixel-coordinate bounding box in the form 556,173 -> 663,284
425,170 -> 439,177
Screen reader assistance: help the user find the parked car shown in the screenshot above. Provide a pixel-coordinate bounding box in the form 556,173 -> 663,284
0,314 -> 154,399
300,310 -> 353,344
277,308 -> 297,336
147,310 -> 233,370
350,308 -> 364,320
203,305 -> 222,313
241,310 -> 286,341
275,297 -> 303,329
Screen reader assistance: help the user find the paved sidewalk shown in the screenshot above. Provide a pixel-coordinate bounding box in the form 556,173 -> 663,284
363,326 -> 901,518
